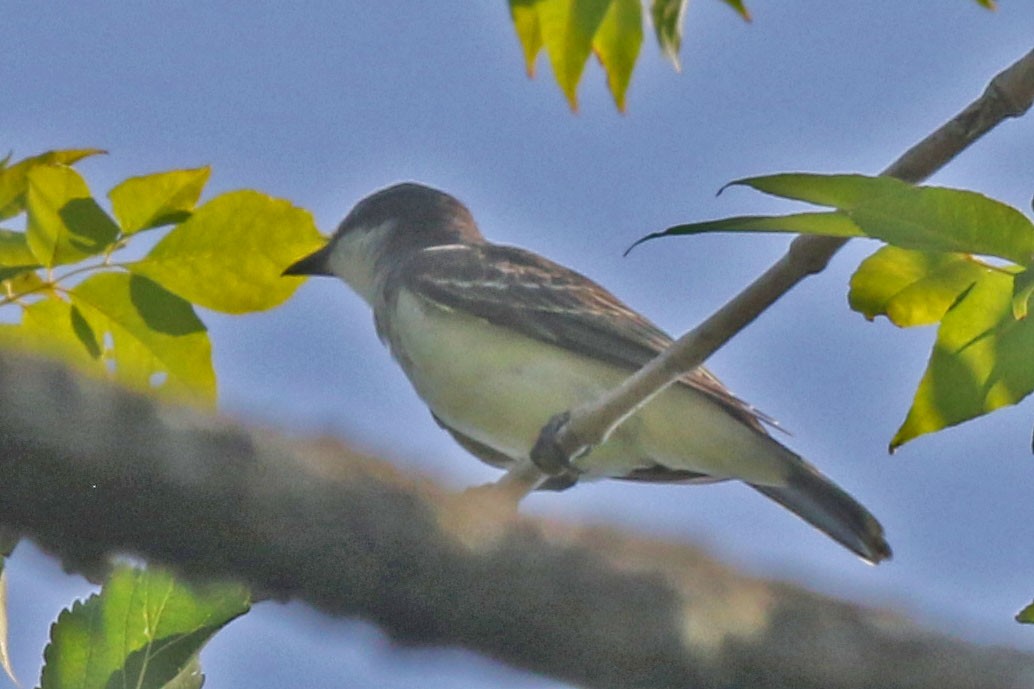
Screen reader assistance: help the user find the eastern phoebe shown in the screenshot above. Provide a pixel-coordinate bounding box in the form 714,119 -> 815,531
284,183 -> 891,563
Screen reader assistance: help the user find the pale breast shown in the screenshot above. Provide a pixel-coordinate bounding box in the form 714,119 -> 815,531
384,289 -> 791,486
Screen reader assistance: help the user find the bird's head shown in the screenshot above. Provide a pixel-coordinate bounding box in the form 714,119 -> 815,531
283,182 -> 483,303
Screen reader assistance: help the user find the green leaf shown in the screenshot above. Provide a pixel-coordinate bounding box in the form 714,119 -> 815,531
129,190 -> 323,314
0,228 -> 38,265
40,565 -> 249,689
594,0 -> 642,112
536,0 -> 611,111
0,148 -> 105,221
0,228 -> 42,281
632,210 -> 863,252
509,0 -> 652,111
161,656 -> 204,689
108,166 -> 212,235
1017,600 -> 1034,623
26,165 -> 119,267
1011,266 -> 1034,320
70,272 -> 216,401
892,268 -> 1034,449
650,0 -> 688,69
0,297 -> 104,370
510,0 -> 544,76
848,246 -> 988,326
728,174 -> 1034,264
720,0 -> 751,20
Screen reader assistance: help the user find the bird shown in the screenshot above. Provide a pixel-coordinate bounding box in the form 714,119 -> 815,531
283,182 -> 891,564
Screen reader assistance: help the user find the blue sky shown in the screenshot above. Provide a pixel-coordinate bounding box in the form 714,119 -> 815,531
5,2 -> 1034,687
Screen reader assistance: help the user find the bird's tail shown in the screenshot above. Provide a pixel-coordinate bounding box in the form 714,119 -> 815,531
749,458 -> 891,564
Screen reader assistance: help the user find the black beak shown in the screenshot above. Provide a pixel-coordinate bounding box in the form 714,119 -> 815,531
283,242 -> 333,277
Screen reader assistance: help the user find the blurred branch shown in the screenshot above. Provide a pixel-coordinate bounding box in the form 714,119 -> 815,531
0,351 -> 1033,689
531,47 -> 1034,475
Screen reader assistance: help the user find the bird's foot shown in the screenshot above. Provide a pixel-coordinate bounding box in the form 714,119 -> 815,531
530,411 -> 590,479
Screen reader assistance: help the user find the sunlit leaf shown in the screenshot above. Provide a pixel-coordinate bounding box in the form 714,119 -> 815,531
0,228 -> 37,265
893,269 -> 1034,449
40,565 -> 249,689
0,228 -> 42,282
727,174 -> 1034,264
510,0 -> 544,76
108,166 -> 211,235
848,246 -> 989,326
70,272 -> 216,401
1017,600 -> 1034,623
1011,266 -> 1034,320
130,190 -> 323,314
0,148 -> 105,221
26,165 -> 119,267
536,0 -> 611,110
0,297 -> 103,370
594,0 -> 642,111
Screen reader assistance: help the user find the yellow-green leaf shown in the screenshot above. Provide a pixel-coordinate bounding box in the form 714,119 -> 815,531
70,272 -> 215,401
0,148 -> 105,221
0,229 -> 42,281
0,297 -> 103,370
729,174 -> 1034,265
594,0 -> 641,112
129,190 -> 323,314
1011,266 -> 1034,320
510,0 -> 650,111
893,269 -> 1034,449
536,0 -> 612,111
510,0 -> 544,76
108,166 -> 212,234
1017,600 -> 1034,623
848,246 -> 989,326
0,228 -> 37,266
26,165 -> 119,267
40,565 -> 249,689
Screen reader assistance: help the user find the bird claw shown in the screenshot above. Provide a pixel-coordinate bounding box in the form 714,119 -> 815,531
530,410 -> 588,483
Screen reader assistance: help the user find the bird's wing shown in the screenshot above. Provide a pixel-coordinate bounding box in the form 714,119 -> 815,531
392,243 -> 772,434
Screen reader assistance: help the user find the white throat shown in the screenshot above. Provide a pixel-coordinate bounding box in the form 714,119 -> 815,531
323,220 -> 397,305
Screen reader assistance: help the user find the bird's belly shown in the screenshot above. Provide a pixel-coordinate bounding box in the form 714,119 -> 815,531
388,291 -> 787,485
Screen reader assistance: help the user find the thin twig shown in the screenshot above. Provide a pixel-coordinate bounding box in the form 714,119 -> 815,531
528,47 -> 1034,480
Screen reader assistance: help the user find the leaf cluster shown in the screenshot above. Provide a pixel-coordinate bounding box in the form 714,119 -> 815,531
507,0 -> 992,111
0,149 -> 323,403
0,149 -> 322,687
641,173 -> 1034,451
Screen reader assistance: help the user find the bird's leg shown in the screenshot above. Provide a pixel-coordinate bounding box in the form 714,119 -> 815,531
530,410 -> 591,477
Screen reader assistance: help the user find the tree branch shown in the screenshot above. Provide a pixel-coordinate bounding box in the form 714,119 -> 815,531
530,47 -> 1034,477
1,351 -> 1033,688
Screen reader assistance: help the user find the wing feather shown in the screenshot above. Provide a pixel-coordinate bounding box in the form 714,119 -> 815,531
390,243 -> 773,434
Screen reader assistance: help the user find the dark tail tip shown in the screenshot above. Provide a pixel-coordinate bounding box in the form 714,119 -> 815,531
751,463 -> 891,565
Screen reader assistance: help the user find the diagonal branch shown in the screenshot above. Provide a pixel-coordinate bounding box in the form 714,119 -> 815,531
529,47 -> 1034,479
0,350 -> 1033,689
